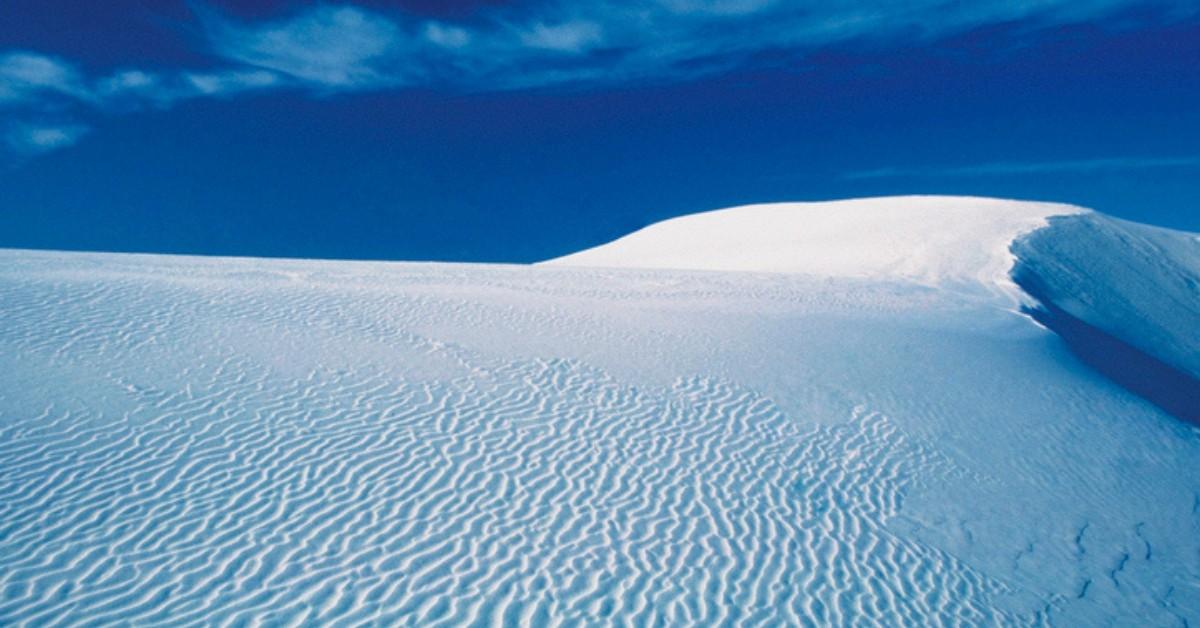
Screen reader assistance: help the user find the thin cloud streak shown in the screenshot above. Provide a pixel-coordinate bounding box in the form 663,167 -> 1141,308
0,51 -> 283,109
0,51 -> 282,156
845,156 -> 1200,180
5,122 -> 89,155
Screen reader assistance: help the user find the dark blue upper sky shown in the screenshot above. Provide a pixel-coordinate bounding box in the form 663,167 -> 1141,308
2,0 -> 1198,261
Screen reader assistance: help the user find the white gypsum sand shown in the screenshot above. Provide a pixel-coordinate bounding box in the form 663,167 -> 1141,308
1,196 -> 1197,626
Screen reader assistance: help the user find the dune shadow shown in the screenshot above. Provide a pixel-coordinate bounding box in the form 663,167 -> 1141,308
1015,270 -> 1200,426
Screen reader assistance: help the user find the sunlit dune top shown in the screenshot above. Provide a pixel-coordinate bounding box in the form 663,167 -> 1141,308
542,195 -> 1086,289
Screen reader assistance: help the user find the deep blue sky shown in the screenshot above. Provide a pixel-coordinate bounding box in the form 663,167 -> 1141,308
2,0 -> 1198,261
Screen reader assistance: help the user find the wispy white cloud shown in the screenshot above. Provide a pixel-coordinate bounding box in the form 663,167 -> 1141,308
7,1 -> 1195,100
518,20 -> 605,54
423,23 -> 473,50
0,51 -> 281,156
845,156 -> 1200,179
5,122 -> 89,155
207,6 -> 401,88
184,69 -> 281,97
1,50 -> 282,109
1,0 -> 1196,158
196,0 -> 1200,90
0,52 -> 87,103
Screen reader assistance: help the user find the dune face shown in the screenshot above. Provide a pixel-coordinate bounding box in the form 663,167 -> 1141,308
2,197 -> 1199,625
1012,213 -> 1200,423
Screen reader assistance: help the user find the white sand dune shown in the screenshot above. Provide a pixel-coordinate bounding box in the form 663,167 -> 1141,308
1,196 -> 1198,625
544,195 -> 1085,297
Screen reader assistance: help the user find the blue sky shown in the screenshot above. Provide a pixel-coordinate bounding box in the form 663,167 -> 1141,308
2,0 -> 1198,261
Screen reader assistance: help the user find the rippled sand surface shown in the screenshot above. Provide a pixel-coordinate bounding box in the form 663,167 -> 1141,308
2,249 -> 1197,626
